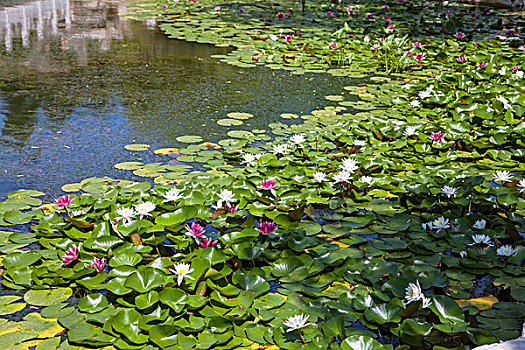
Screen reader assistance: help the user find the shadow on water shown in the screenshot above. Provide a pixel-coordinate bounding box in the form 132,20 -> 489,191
0,0 -> 359,199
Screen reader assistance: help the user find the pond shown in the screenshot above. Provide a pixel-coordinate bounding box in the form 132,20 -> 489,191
0,0 -> 357,199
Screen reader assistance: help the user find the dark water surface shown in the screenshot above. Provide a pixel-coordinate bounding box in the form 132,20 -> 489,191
0,0 -> 352,199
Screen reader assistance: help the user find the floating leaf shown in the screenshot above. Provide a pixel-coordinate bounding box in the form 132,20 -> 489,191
114,162 -> 144,170
217,119 -> 243,126
456,295 -> 498,311
176,135 -> 204,143
24,288 -> 73,306
124,144 -> 151,151
227,112 -> 253,120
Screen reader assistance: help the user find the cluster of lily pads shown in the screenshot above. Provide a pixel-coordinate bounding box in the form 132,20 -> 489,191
1,0 -> 525,349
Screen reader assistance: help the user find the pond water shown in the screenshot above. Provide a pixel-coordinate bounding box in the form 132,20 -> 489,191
0,0 -> 355,199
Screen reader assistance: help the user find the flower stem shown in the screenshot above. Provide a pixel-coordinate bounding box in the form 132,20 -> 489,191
298,329 -> 306,343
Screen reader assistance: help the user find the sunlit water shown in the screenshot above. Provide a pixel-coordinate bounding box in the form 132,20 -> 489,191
0,0 -> 356,199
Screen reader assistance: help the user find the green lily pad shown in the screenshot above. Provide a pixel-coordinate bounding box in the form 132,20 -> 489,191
217,119 -> 243,126
176,135 -> 204,143
124,144 -> 151,151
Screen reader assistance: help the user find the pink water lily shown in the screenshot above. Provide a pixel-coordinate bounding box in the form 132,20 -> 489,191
55,195 -> 74,208
261,179 -> 278,190
326,11 -> 333,16
457,56 -> 466,63
199,237 -> 218,249
85,258 -> 105,273
214,6 -> 220,10
186,222 -> 205,239
226,204 -> 238,214
388,24 -> 395,29
257,221 -> 278,235
513,65 -> 521,71
477,62 -> 488,69
329,42 -> 338,49
277,12 -> 284,19
415,53 -> 424,60
413,42 -> 421,48
285,35 -> 292,42
62,244 -> 79,265
430,132 -> 446,143
454,32 -> 465,39
372,44 -> 381,51
383,16 -> 391,21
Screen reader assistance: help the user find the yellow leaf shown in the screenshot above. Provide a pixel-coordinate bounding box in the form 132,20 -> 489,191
250,341 -> 280,349
153,148 -> 179,155
0,321 -> 21,336
20,313 -> 64,338
498,212 -> 508,218
456,295 -> 498,311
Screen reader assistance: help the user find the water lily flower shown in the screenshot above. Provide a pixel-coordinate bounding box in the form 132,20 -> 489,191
415,53 -> 425,60
84,257 -> 105,273
454,32 -> 465,39
225,204 -> 238,214
285,35 -> 292,42
418,86 -> 433,99
185,222 -> 205,239
62,244 -> 79,265
257,221 -> 278,235
261,179 -> 278,190
477,62 -> 488,69
239,8 -> 245,13
272,144 -> 289,155
333,171 -> 352,184
404,126 -> 419,136
70,210 -> 84,217
469,234 -> 492,245
115,207 -> 136,225
367,13 -> 374,18
199,237 -> 218,249
340,158 -> 358,173
494,170 -> 512,182
421,296 -> 432,308
410,100 -> 421,108
405,280 -> 423,304
164,188 -> 183,202
313,171 -> 327,182
372,44 -> 381,51
457,56 -> 466,63
497,245 -> 517,257
460,251 -> 467,258
346,6 -> 352,13
354,140 -> 366,146
329,42 -> 338,49
170,262 -> 195,285
383,5 -> 389,8
360,176 -> 374,184
441,185 -> 457,198
214,6 -> 220,10
515,71 -> 524,79
430,132 -> 446,144
283,314 -> 311,332
326,11 -> 333,16
383,16 -> 391,21
290,134 -> 306,145
252,56 -> 258,62
512,65 -> 521,71
55,195 -> 75,208
430,216 -> 450,232
413,42 -> 421,48
287,8 -> 293,14
520,45 -> 525,51
277,12 -> 284,19
217,189 -> 235,208
499,67 -> 507,75
473,219 -> 486,229
242,153 -> 257,166
135,202 -> 156,219
518,179 -> 525,191
388,24 -> 396,30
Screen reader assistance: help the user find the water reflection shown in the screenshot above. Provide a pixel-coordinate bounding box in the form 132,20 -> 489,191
0,0 -> 354,199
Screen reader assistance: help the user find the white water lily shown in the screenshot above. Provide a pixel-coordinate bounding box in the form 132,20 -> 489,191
313,171 -> 327,183
354,140 -> 366,146
473,219 -> 486,230
283,314 -> 311,332
418,86 -> 433,99
70,210 -> 84,217
469,234 -> 492,246
405,280 -> 423,304
515,70 -> 524,79
164,188 -> 183,202
410,100 -> 421,108
404,126 -> 419,136
421,296 -> 432,308
290,134 -> 306,146
499,67 -> 507,75
518,179 -> 525,191
269,34 -> 278,41
494,170 -> 512,182
429,216 -> 450,232
460,251 -> 467,258
441,185 -> 457,198
497,245 -> 517,257
241,153 -> 257,166
135,202 -> 156,219
360,176 -> 374,184
170,263 -> 195,285
496,96 -> 511,110
217,189 -> 235,208
340,158 -> 358,173
272,144 -> 289,155
333,171 -> 352,184
116,207 -> 136,225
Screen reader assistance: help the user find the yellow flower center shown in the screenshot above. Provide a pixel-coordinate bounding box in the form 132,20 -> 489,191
179,269 -> 185,275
